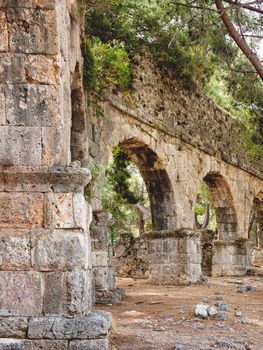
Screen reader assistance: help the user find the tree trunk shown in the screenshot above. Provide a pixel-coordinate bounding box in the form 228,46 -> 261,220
216,0 -> 263,79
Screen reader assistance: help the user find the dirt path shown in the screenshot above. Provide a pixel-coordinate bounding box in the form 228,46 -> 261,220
96,275 -> 263,350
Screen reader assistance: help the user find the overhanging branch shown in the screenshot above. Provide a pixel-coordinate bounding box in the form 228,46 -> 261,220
215,0 -> 263,79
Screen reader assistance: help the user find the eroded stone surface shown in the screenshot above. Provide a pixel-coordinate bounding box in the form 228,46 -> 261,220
0,272 -> 43,316
28,312 -> 112,340
0,193 -> 44,228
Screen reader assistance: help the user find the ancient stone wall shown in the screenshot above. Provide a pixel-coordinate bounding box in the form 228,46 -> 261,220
114,232 -> 150,279
0,1 -> 110,348
87,54 -> 263,289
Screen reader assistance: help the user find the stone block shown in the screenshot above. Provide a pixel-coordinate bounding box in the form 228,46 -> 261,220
73,193 -> 88,229
32,229 -> 89,271
54,193 -> 74,228
6,85 -> 61,126
0,317 -> 28,338
93,267 -> 110,292
63,270 -> 92,317
28,317 -> 55,339
24,340 -> 68,350
0,11 -> 8,52
0,1 -> 55,8
43,270 -> 93,317
0,93 -> 5,126
44,193 -> 55,228
0,272 -> 43,316
0,126 -> 42,166
92,251 -> 108,267
41,127 -> 63,166
0,193 -> 44,229
69,339 -> 109,350
52,311 -> 111,339
0,54 -> 25,84
24,55 -> 60,85
3,170 -> 50,193
43,272 -> 64,316
0,339 -> 25,350
90,227 -> 109,250
0,229 -> 31,270
6,7 -> 58,54
28,311 -> 112,340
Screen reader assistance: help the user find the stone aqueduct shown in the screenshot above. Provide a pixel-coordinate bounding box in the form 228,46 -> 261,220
0,0 -> 262,348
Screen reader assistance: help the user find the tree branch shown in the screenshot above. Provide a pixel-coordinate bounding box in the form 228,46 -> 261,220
223,0 -> 263,14
171,1 -> 217,12
216,0 -> 263,79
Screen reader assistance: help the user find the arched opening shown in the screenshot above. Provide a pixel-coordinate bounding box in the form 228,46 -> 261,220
119,138 -> 175,231
195,173 -> 239,276
89,138 -> 175,302
249,195 -> 263,268
193,181 -> 217,276
203,173 -> 238,241
105,139 -> 175,279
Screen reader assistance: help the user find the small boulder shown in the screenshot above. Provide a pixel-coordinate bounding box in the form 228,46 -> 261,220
234,308 -> 242,317
207,306 -> 218,317
215,301 -> 228,312
216,310 -> 228,321
237,285 -> 256,293
195,304 -> 208,319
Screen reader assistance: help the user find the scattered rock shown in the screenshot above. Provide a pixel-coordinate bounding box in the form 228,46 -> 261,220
215,339 -> 234,348
199,275 -> 208,283
216,311 -> 228,321
116,287 -> 125,299
234,308 -> 242,317
215,301 -> 228,312
207,306 -> 218,317
149,301 -> 164,305
215,291 -> 224,301
195,304 -> 208,319
174,344 -> 183,350
153,327 -> 165,331
237,285 -> 256,293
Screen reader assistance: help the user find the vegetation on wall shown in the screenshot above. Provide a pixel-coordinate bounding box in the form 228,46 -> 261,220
101,147 -> 152,242
193,182 -> 217,231
84,0 -> 263,151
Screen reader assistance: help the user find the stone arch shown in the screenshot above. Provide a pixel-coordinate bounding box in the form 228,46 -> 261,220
203,172 -> 238,241
118,138 -> 176,231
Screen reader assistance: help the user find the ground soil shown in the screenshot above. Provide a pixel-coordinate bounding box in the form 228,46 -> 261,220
96,273 -> 263,350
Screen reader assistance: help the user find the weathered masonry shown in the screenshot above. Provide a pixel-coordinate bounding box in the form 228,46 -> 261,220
88,54 -> 263,296
0,1 -> 110,349
0,0 -> 263,349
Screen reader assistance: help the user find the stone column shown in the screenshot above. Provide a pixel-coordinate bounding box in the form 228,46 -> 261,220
91,211 -> 121,304
0,0 -> 111,348
148,230 -> 202,284
0,167 -> 111,349
253,201 -> 263,267
212,239 -> 253,276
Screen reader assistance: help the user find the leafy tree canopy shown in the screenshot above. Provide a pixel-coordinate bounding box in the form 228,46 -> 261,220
84,0 -> 263,144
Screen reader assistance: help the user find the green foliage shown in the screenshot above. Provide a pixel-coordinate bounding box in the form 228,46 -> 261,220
85,0 -> 263,145
84,164 -> 102,201
82,38 -> 96,89
101,147 -> 152,241
107,147 -> 142,205
83,37 -> 131,92
194,182 -> 217,231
